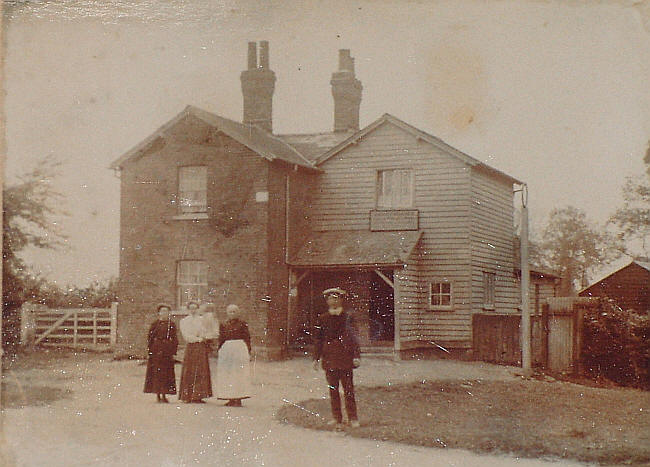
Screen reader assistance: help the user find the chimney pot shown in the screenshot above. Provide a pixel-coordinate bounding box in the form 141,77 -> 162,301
241,41 -> 276,132
247,42 -> 257,70
338,49 -> 353,71
259,41 -> 270,69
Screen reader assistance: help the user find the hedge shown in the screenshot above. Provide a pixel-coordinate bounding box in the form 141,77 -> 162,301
581,298 -> 649,389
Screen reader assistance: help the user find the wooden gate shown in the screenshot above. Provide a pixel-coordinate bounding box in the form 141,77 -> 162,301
21,303 -> 117,350
541,297 -> 593,374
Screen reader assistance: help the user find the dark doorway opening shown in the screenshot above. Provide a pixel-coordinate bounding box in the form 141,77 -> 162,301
369,269 -> 394,342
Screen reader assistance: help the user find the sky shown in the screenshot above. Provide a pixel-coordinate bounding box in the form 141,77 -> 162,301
4,0 -> 650,286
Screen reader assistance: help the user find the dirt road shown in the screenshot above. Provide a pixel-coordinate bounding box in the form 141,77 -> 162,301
2,354 -> 586,466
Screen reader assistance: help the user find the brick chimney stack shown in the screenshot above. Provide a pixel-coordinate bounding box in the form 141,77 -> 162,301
241,41 -> 276,133
331,49 -> 362,132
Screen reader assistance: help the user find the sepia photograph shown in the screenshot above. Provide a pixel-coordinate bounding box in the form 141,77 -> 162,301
1,0 -> 649,465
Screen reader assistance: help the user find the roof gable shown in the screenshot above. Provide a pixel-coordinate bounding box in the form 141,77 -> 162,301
109,106 -> 317,170
314,113 -> 522,185
579,258 -> 650,294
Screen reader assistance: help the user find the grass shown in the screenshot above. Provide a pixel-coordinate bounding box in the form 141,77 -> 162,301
277,379 -> 650,465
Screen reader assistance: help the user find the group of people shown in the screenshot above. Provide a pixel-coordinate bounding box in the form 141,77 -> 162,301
143,301 -> 252,406
143,286 -> 362,430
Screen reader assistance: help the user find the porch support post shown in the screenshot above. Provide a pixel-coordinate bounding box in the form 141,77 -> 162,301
295,270 -> 310,287
393,268 -> 402,359
373,269 -> 394,289
287,270 -> 299,349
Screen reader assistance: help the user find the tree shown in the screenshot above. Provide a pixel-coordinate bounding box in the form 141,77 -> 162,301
2,156 -> 66,347
38,278 -> 118,308
610,143 -> 650,257
537,206 -> 621,295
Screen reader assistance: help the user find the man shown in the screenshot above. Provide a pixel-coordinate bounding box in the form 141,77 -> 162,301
313,287 -> 361,430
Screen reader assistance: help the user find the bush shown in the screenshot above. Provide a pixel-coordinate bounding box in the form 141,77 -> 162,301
581,298 -> 649,389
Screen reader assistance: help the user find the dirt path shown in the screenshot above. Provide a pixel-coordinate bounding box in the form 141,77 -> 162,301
2,355 -> 587,466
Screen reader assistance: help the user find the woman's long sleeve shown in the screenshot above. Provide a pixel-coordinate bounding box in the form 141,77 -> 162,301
179,316 -> 203,343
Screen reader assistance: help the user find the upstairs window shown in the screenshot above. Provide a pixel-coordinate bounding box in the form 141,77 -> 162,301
377,169 -> 414,209
429,281 -> 452,311
177,260 -> 208,307
178,166 -> 207,213
483,272 -> 496,309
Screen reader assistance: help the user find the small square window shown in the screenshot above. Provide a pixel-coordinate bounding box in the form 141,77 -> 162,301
429,281 -> 452,311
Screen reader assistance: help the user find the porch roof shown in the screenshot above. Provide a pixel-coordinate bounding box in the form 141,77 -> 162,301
289,230 -> 422,268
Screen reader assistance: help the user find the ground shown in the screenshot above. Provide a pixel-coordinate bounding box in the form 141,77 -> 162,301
0,350 -> 627,467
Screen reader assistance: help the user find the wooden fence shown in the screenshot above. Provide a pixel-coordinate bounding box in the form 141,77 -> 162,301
20,303 -> 117,350
472,313 -> 545,367
473,297 -> 598,373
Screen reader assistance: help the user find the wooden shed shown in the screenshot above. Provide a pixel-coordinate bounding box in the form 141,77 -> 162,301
579,258 -> 650,313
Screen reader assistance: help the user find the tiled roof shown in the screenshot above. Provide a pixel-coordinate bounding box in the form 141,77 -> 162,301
110,106 -> 317,170
290,230 -> 422,267
276,132 -> 353,161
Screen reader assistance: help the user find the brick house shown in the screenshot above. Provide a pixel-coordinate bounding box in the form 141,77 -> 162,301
111,42 -> 555,359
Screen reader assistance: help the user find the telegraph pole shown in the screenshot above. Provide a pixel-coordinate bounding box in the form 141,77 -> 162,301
520,184 -> 532,376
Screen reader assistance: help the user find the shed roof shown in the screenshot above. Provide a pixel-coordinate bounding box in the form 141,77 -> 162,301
290,230 -> 422,268
579,258 -> 650,295
109,106 -> 317,170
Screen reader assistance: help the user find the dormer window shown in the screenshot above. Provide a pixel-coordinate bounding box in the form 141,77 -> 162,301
377,169 -> 414,209
178,166 -> 207,213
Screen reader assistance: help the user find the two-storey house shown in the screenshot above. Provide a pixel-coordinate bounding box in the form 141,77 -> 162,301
111,42 -> 556,359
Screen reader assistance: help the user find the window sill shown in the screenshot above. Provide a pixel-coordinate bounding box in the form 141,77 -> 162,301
429,306 -> 454,312
171,213 -> 209,221
482,305 -> 495,311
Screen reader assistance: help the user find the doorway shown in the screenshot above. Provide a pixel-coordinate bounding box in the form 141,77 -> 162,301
369,269 -> 394,342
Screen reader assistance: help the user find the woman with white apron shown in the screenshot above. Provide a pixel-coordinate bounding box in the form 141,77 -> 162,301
216,304 -> 252,406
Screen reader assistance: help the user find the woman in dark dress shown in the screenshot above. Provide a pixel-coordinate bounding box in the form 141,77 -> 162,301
216,304 -> 252,407
144,303 -> 178,403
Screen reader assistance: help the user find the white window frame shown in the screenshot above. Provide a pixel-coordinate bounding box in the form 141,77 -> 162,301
377,169 -> 414,209
483,272 -> 496,310
429,281 -> 453,311
178,166 -> 208,214
176,260 -> 208,307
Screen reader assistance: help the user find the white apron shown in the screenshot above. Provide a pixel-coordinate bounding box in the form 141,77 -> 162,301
216,339 -> 252,399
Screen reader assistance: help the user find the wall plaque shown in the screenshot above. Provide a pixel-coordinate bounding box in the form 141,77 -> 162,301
370,209 -> 419,231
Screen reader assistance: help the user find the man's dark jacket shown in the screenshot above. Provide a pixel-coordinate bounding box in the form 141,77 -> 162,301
313,309 -> 361,370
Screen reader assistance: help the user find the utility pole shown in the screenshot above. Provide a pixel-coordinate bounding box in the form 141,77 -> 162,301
520,184 -> 532,376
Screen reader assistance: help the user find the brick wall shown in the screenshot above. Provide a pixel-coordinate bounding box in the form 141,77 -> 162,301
116,114 -> 279,357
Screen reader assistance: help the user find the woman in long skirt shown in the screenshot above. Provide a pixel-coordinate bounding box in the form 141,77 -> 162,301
144,303 -> 178,403
178,301 -> 213,403
216,304 -> 252,407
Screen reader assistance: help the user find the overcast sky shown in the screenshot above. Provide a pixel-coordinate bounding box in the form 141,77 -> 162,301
4,0 -> 650,286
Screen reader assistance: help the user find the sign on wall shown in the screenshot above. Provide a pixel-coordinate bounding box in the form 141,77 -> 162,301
370,210 -> 419,231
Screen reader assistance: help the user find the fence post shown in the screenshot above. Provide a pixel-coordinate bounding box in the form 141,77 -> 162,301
73,310 -> 78,348
20,303 -> 36,350
110,302 -> 118,348
541,302 -> 549,369
92,309 -> 98,347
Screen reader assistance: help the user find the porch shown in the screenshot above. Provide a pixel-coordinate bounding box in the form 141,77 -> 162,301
287,229 -> 423,356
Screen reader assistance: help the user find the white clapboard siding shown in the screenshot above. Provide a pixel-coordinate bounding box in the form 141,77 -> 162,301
310,121 -> 478,346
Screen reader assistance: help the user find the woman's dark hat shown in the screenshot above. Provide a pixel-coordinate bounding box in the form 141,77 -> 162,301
156,303 -> 172,312
322,287 -> 347,298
